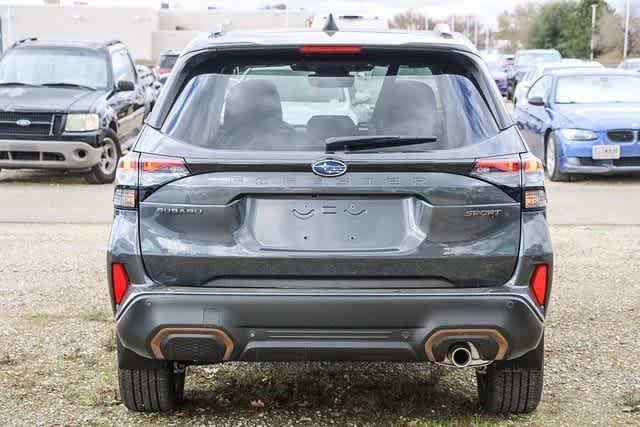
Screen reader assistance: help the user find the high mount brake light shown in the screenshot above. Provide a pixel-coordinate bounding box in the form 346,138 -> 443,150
530,264 -> 549,306
299,45 -> 362,54
111,263 -> 130,305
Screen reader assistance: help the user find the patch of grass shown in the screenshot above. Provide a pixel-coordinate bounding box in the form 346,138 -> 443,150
90,386 -> 120,408
24,312 -> 69,324
60,347 -> 86,362
80,309 -> 112,323
621,393 -> 640,413
0,354 -> 16,366
100,328 -> 116,353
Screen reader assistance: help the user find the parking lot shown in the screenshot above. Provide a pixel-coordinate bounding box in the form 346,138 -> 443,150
0,168 -> 638,426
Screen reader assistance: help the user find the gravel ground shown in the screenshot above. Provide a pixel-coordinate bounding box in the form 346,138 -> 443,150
1,166 -> 639,425
0,220 -> 638,426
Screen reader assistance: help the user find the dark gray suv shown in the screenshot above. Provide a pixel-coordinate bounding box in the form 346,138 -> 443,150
108,27 -> 553,414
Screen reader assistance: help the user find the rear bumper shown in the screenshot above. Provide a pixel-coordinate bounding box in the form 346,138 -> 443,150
0,138 -> 102,169
116,290 -> 544,364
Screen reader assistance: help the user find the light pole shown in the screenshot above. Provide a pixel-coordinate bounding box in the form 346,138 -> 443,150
474,19 -> 479,47
450,15 -> 455,32
623,0 -> 631,59
485,26 -> 490,52
590,4 -> 598,60
6,0 -> 12,48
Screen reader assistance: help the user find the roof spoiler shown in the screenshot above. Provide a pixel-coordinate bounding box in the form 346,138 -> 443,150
10,37 -> 37,48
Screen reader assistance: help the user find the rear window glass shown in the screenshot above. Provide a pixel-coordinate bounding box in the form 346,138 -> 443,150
158,54 -> 178,69
515,52 -> 561,67
160,53 -> 499,153
555,74 -> 640,104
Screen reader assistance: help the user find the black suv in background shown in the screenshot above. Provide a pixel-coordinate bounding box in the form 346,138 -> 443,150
0,39 -> 148,183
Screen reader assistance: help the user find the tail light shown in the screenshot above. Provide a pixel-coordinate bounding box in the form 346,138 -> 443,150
471,154 -> 546,210
530,264 -> 549,306
111,263 -> 130,305
139,155 -> 190,187
113,153 -> 190,209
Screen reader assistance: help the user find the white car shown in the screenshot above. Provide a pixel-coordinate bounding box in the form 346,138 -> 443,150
514,59 -> 604,105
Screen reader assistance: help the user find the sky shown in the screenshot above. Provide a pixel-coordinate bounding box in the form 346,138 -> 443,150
7,0 -> 635,27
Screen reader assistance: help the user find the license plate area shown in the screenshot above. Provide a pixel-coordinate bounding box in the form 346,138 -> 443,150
246,196 -> 423,253
592,145 -> 620,160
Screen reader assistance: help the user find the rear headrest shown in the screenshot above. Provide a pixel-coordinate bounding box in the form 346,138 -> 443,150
372,80 -> 438,135
307,115 -> 356,143
223,79 -> 283,132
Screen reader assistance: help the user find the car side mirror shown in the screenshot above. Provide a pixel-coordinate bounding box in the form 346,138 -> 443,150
528,96 -> 546,107
116,80 -> 135,92
353,92 -> 371,105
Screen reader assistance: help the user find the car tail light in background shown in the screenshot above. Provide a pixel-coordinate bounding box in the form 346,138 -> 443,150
530,264 -> 549,306
113,153 -> 190,209
111,263 -> 130,305
471,155 -> 546,210
299,45 -> 362,54
156,67 -> 171,77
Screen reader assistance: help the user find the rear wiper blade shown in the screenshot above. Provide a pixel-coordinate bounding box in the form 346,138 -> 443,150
325,135 -> 438,152
0,82 -> 36,86
41,82 -> 96,90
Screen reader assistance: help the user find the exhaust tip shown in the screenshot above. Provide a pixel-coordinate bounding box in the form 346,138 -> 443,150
449,344 -> 472,368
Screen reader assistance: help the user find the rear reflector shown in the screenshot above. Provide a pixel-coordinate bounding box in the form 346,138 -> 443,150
299,45 -> 362,54
530,264 -> 549,306
111,263 -> 130,305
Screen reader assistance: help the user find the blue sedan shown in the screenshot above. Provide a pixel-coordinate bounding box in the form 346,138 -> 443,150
514,69 -> 640,181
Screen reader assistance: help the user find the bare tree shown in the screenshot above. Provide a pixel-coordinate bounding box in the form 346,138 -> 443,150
598,11 -> 624,53
388,11 -> 427,30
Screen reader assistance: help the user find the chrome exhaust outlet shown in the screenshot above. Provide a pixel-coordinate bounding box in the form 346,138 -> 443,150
449,344 -> 472,368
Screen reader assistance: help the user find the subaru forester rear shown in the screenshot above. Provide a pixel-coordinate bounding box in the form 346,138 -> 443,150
108,27 -> 553,414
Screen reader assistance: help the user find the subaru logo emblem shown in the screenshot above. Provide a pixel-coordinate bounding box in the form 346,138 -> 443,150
312,159 -> 347,177
16,119 -> 31,127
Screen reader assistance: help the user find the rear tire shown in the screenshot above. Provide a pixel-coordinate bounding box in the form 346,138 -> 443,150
477,338 -> 544,414
545,132 -> 570,182
119,364 -> 185,412
84,131 -> 120,184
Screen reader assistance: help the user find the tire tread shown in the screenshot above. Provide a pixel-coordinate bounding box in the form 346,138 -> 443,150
118,366 -> 184,412
477,365 -> 543,414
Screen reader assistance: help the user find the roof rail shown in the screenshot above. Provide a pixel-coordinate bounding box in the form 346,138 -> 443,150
10,37 -> 37,48
104,39 -> 123,47
433,23 -> 453,39
209,24 -> 225,38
